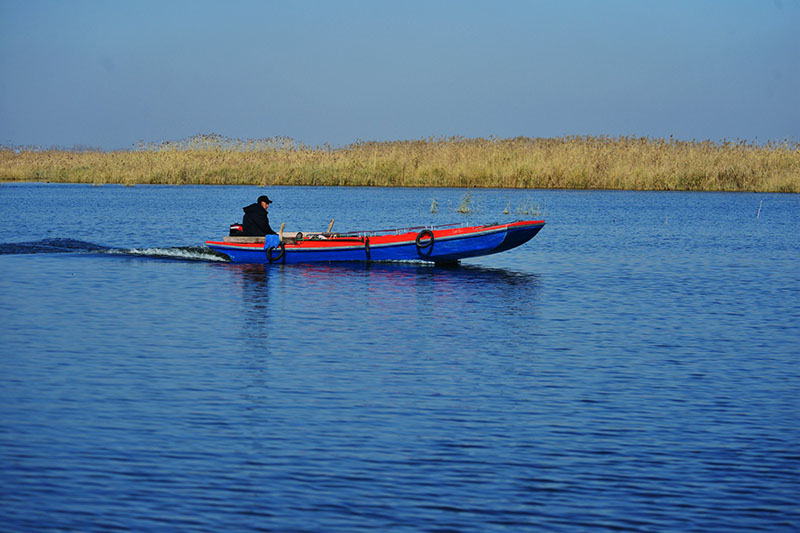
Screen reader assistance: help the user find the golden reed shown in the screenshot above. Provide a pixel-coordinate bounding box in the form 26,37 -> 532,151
1,135 -> 798,192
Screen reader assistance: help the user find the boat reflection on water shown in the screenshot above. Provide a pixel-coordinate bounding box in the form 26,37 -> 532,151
216,261 -> 542,348
219,261 -> 540,300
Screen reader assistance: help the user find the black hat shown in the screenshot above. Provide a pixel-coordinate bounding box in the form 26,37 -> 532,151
257,195 -> 272,204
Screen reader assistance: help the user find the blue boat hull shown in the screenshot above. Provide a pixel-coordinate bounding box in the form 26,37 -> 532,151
206,221 -> 544,264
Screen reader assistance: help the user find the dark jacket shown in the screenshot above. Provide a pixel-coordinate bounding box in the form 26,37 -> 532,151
241,203 -> 276,236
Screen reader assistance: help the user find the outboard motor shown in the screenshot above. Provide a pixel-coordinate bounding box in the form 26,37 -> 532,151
229,223 -> 244,236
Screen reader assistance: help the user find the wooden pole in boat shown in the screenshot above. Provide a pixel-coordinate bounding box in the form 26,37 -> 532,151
279,222 -> 285,242
327,218 -> 335,233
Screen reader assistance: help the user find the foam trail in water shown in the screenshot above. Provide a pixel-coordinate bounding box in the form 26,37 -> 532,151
108,246 -> 230,262
0,239 -> 230,262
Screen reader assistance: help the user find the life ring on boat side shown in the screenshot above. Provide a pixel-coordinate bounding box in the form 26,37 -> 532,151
267,243 -> 285,263
415,229 -> 434,255
365,237 -> 371,261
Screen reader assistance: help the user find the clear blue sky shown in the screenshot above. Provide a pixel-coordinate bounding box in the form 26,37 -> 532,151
1,0 -> 798,149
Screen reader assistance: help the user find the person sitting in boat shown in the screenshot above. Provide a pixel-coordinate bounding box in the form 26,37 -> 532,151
241,195 -> 277,236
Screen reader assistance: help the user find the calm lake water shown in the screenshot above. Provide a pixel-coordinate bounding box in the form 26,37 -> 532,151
1,182 -> 798,532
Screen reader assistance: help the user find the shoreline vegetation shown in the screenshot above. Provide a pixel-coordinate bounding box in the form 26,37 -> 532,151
1,134 -> 798,192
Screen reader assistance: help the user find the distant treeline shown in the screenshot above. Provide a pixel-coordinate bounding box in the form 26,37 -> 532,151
2,134 -> 798,192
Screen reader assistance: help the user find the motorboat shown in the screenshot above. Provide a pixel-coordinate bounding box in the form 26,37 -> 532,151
205,220 -> 545,264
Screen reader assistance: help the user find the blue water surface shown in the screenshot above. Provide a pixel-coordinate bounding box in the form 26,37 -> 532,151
1,183 -> 798,531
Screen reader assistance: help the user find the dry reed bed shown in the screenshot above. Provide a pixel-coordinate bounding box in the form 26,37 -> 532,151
1,136 -> 798,192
